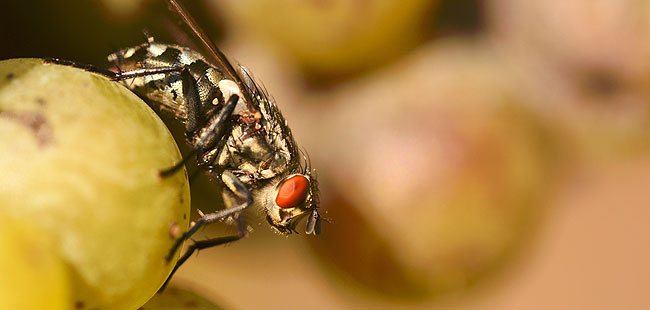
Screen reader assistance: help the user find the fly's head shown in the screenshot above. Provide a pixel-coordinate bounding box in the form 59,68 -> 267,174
238,67 -> 322,235
262,153 -> 321,235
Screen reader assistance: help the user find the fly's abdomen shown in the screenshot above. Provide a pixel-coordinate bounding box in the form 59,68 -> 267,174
109,42 -> 228,120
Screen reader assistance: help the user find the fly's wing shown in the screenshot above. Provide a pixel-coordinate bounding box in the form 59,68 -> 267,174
165,0 -> 254,106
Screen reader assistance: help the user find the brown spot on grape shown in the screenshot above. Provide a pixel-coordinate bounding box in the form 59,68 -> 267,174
75,300 -> 84,309
6,73 -> 14,80
0,110 -> 54,148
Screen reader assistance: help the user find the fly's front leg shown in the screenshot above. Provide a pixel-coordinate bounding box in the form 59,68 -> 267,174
160,171 -> 251,291
159,233 -> 243,292
165,171 -> 252,262
160,213 -> 247,292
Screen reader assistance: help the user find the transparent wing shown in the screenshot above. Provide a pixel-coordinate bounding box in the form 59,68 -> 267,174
166,0 -> 254,105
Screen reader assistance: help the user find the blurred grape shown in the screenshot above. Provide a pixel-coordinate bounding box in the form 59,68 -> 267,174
307,39 -> 558,300
94,0 -> 151,20
487,0 -> 650,161
1,0 -> 647,308
141,285 -> 223,310
204,0 -> 439,80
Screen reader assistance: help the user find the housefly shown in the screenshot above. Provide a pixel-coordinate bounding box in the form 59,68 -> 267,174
46,0 -> 321,289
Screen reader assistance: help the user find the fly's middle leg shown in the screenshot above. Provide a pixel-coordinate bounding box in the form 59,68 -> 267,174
41,59 -> 239,175
158,93 -> 239,177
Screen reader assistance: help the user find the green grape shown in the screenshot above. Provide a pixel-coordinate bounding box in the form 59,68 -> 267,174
0,59 -> 190,310
0,216 -> 69,310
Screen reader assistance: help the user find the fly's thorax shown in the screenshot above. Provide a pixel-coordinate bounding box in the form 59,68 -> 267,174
215,121 -> 291,182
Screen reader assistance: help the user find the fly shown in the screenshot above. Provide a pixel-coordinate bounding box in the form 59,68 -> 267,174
45,0 -> 321,289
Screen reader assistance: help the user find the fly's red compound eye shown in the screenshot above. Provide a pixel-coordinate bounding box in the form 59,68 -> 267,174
275,175 -> 309,208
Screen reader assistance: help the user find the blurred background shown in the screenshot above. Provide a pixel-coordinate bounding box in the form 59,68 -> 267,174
2,0 -> 650,309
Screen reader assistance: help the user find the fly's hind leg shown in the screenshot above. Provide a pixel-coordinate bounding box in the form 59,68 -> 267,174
42,57 -> 185,81
160,171 -> 251,292
42,58 -> 120,79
